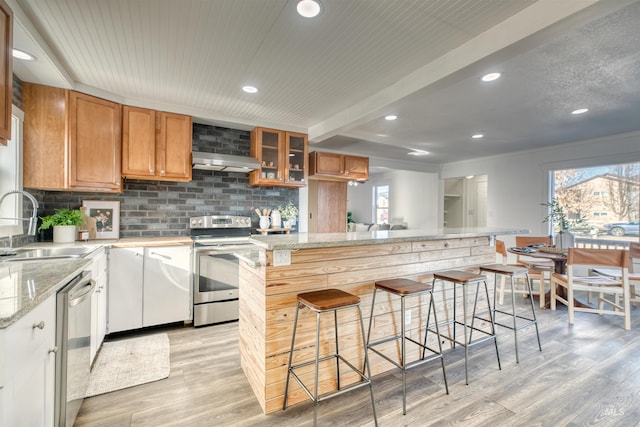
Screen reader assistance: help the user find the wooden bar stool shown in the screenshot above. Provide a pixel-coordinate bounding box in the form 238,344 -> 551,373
366,278 -> 449,415
432,270 -> 501,385
479,263 -> 542,363
283,289 -> 377,427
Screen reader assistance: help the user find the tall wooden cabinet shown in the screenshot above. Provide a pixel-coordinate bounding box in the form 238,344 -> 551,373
249,127 -> 308,187
23,83 -> 122,192
308,180 -> 348,233
0,0 -> 11,142
122,106 -> 192,181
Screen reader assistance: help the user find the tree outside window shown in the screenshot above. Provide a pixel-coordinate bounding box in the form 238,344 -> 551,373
552,162 -> 639,241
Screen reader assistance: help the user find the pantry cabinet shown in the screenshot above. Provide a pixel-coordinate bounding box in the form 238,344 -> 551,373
309,151 -> 369,181
249,127 -> 308,187
0,0 -> 12,142
23,83 -> 122,192
122,106 -> 192,182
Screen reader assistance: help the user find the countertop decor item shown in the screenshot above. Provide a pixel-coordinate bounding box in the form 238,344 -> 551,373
82,200 -> 121,239
278,202 -> 298,229
38,208 -> 86,243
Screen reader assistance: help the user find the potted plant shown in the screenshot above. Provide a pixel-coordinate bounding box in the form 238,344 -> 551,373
39,208 -> 86,243
278,202 -> 298,229
541,198 -> 588,249
347,211 -> 356,231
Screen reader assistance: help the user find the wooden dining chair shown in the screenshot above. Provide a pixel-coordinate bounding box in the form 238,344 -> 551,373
591,242 -> 640,306
497,236 -> 553,308
550,248 -> 631,330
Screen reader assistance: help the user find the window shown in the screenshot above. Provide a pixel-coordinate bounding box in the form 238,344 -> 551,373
551,162 -> 639,242
374,185 -> 389,224
0,107 -> 24,237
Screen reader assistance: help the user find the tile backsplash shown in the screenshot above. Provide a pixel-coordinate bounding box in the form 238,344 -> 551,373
22,124 -> 298,240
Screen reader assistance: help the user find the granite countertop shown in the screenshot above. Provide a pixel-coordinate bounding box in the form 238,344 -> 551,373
0,236 -> 193,329
0,258 -> 91,328
249,227 -> 529,250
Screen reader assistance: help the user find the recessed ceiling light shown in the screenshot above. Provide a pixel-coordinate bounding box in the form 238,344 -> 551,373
408,149 -> 429,156
385,115 -> 397,121
12,48 -> 36,61
242,85 -> 258,94
571,108 -> 589,115
481,72 -> 501,82
375,133 -> 388,137
297,0 -> 321,18
472,133 -> 484,139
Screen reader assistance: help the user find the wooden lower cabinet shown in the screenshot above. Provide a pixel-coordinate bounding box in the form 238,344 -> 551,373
23,83 -> 122,192
308,180 -> 347,232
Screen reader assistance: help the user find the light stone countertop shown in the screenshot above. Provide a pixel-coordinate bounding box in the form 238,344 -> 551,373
0,258 -> 91,328
0,236 -> 194,329
248,227 -> 529,250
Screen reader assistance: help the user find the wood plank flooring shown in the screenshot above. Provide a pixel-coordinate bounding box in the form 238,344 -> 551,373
75,297 -> 640,426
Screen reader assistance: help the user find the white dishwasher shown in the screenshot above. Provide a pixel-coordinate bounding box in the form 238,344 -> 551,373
108,245 -> 191,333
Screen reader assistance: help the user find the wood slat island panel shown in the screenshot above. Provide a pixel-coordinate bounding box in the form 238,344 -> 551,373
240,228 -> 524,414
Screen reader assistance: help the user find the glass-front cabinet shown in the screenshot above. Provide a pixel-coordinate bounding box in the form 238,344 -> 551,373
250,127 -> 307,187
284,131 -> 308,187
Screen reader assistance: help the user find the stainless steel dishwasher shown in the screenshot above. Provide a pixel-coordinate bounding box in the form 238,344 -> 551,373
55,271 -> 95,427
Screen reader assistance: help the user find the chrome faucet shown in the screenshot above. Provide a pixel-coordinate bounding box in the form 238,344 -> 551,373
0,190 -> 40,236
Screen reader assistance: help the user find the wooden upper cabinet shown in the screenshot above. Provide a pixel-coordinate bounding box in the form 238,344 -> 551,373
122,106 -> 156,178
122,107 -> 192,181
68,91 -> 122,191
23,83 -> 122,192
309,151 -> 369,181
250,127 -> 307,187
344,155 -> 368,180
283,131 -> 308,187
0,0 -> 12,142
156,111 -> 192,181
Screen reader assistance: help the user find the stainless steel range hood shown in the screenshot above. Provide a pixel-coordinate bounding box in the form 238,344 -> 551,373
192,152 -> 259,172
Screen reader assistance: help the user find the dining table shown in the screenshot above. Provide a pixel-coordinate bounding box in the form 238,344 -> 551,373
507,246 -> 591,309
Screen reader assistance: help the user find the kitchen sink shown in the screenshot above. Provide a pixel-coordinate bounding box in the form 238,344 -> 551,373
0,246 -> 95,261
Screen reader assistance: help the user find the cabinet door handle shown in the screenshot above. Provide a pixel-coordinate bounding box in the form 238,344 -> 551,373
32,321 -> 45,330
150,168 -> 155,173
151,252 -> 172,260
49,347 -> 58,354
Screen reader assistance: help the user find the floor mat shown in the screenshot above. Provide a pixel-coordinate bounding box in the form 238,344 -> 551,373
86,333 -> 170,397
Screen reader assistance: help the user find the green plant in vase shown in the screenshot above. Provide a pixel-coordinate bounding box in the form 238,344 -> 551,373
39,208 -> 86,243
541,198 -> 587,249
278,202 -> 299,229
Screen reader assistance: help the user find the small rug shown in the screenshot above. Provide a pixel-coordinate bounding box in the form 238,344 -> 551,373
86,333 -> 170,397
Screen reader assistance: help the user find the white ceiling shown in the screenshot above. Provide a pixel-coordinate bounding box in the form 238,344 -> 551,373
8,0 -> 640,171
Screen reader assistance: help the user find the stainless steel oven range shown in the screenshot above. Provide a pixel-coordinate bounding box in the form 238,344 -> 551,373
191,215 -> 253,327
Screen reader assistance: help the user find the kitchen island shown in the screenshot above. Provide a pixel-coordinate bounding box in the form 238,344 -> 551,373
241,227 -> 525,414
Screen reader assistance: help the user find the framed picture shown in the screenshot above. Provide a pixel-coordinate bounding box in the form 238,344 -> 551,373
82,200 -> 120,239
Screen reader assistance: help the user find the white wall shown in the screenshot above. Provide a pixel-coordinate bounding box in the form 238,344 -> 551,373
441,130 -> 640,247
348,169 -> 439,229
